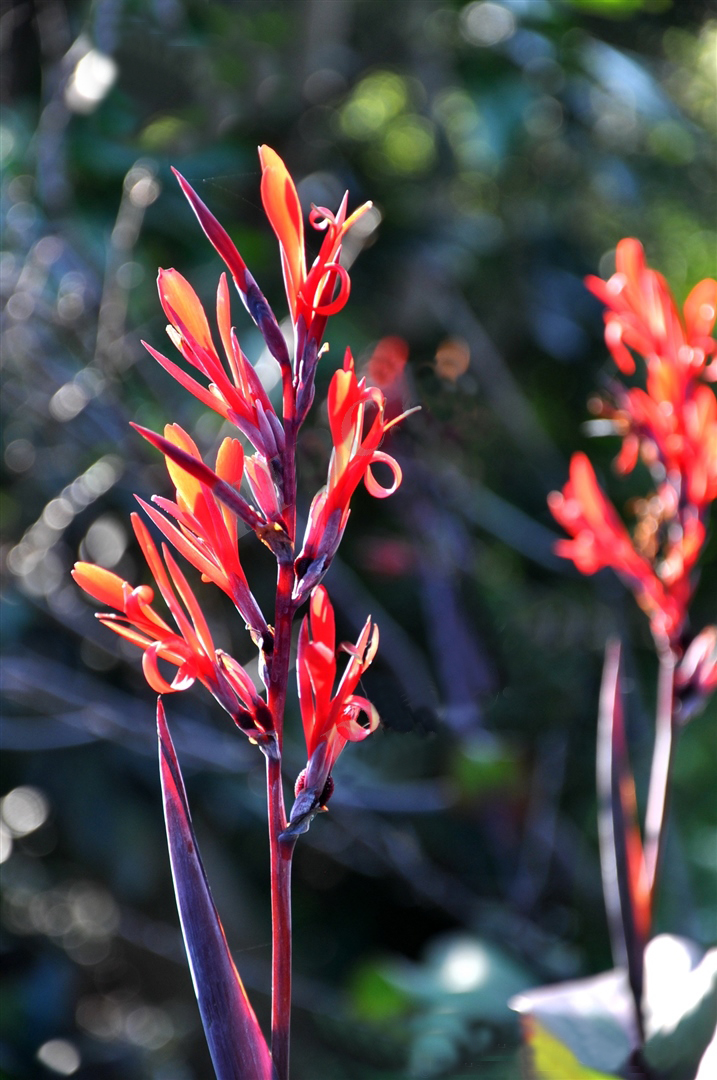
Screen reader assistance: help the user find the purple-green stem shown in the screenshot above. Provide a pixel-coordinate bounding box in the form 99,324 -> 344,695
644,647 -> 677,910
266,751 -> 295,1080
266,403 -> 298,1080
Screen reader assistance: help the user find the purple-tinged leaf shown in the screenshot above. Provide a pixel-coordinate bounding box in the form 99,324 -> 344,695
171,170 -> 289,372
158,699 -> 275,1080
171,168 -> 250,295
597,641 -> 650,1036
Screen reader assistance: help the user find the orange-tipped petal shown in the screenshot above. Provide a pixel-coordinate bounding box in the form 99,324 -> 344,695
259,145 -> 306,316
163,424 -> 203,512
615,237 -> 646,287
158,269 -> 215,355
684,278 -> 717,341
72,563 -> 127,610
309,585 -> 335,651
215,437 -> 244,487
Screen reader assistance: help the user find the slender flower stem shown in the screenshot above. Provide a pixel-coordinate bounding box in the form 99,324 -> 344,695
265,382 -> 299,1080
644,648 -> 677,905
266,752 -> 296,1080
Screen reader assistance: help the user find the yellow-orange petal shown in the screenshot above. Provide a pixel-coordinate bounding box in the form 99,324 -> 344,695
684,278 -> 717,340
72,563 -> 128,610
158,268 -> 215,354
258,145 -> 306,314
163,423 -> 203,512
615,238 -> 646,289
309,585 -> 335,650
215,436 -> 244,487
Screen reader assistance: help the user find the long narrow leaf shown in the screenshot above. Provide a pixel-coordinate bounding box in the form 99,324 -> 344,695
158,699 -> 274,1080
596,640 -> 650,1036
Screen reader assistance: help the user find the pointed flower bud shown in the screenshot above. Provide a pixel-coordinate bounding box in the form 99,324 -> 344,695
285,587 -> 379,836
294,350 -> 415,601
170,168 -> 290,371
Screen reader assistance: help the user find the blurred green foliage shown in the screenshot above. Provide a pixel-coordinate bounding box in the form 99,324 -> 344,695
1,0 -> 715,1077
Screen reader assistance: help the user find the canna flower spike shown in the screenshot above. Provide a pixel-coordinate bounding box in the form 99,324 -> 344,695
585,239 -> 717,509
294,349 -> 417,601
73,144 -> 396,1080
551,240 -> 716,653
72,515 -> 272,743
285,586 -> 379,837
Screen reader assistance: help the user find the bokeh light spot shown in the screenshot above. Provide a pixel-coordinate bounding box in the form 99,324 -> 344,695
36,1039 -> 81,1075
2,786 -> 50,837
438,939 -> 490,992
82,516 -> 128,569
460,2 -> 515,48
382,116 -> 436,174
340,72 -> 409,139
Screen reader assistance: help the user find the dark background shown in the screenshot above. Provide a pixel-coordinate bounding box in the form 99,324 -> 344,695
1,0 -> 715,1077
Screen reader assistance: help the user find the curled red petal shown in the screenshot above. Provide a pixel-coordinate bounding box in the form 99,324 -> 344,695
143,641 -> 193,694
364,451 -> 402,498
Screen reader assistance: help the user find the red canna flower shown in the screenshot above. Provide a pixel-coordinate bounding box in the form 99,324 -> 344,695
258,145 -> 372,337
286,586 -> 379,834
72,514 -> 272,740
547,453 -> 702,645
143,270 -> 284,463
134,424 -> 270,644
295,349 -> 414,598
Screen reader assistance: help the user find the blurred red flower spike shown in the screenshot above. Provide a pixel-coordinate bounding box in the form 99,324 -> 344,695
585,238 -> 713,374
286,587 -> 379,836
157,700 -> 274,1080
596,640 -> 651,1032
